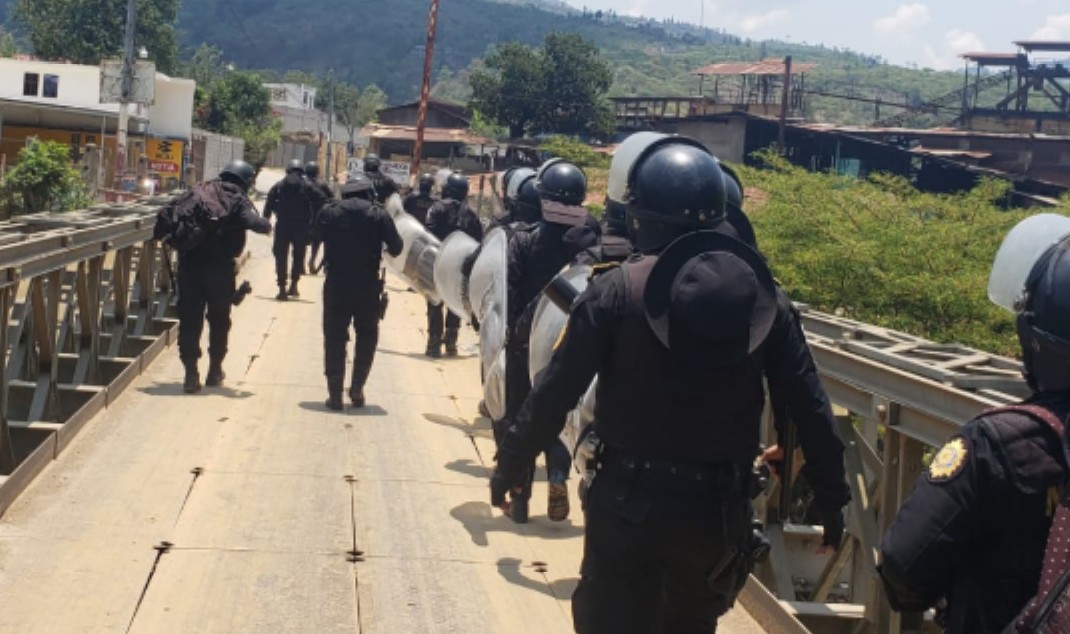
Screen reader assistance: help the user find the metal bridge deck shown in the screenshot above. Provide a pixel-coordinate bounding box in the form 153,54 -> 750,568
0,237 -> 766,633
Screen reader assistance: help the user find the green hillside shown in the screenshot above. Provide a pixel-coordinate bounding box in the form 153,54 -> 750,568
0,0 -> 974,126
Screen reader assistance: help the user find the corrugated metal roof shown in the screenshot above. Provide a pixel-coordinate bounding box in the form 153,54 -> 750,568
1014,40 -> 1070,53
909,147 -> 993,159
960,52 -> 1025,65
691,59 -> 817,76
358,123 -> 491,145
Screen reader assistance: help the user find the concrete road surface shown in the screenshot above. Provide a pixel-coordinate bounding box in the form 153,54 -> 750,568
0,233 -> 767,633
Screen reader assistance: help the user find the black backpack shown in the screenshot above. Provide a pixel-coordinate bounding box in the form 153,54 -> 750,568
998,405 -> 1070,634
153,181 -> 234,252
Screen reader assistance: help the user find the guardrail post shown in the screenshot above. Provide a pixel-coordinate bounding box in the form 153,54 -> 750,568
0,284 -> 16,474
74,257 -> 104,385
28,270 -> 62,422
107,246 -> 134,358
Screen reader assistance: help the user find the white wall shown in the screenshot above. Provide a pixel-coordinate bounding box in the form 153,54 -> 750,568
147,75 -> 194,139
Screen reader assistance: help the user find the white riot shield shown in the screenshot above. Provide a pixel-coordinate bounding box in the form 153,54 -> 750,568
434,232 -> 480,321
484,348 -> 507,421
383,212 -> 442,305
528,265 -> 592,384
471,227 -> 509,383
989,214 -> 1070,311
385,192 -> 405,219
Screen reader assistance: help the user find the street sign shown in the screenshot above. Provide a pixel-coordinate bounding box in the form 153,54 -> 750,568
348,158 -> 411,187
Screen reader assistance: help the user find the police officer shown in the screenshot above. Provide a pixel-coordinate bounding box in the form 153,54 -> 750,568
403,173 -> 437,224
317,174 -> 404,410
879,216 -> 1070,634
498,161 -> 599,524
493,167 -> 536,228
424,172 -> 483,357
491,139 -> 849,633
304,161 -> 335,275
178,161 -> 271,393
363,154 -> 398,204
263,159 -> 324,300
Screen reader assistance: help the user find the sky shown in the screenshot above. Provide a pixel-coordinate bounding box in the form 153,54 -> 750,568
562,0 -> 1070,70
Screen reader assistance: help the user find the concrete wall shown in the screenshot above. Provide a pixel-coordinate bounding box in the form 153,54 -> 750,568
653,117 -> 748,163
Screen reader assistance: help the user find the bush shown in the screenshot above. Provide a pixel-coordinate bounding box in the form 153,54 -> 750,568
0,140 -> 91,217
739,150 -> 1034,356
539,135 -> 611,169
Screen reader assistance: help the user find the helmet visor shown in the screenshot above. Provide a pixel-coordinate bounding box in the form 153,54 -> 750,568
506,168 -> 536,200
989,213 -> 1070,311
608,132 -> 668,205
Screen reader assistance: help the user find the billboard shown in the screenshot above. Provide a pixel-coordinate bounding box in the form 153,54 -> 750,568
146,138 -> 185,191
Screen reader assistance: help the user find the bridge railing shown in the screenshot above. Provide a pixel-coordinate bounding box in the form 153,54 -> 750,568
0,197 -> 177,516
742,306 -> 1023,634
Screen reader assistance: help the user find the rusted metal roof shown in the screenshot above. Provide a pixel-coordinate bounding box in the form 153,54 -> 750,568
908,147 -> 993,160
1014,41 -> 1070,53
691,59 -> 817,77
960,52 -> 1027,66
358,123 -> 491,145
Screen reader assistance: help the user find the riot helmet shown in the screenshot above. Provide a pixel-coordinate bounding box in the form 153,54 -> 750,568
721,162 -> 744,213
501,168 -> 519,201
364,154 -> 382,173
625,139 -> 727,253
443,173 -> 470,201
418,173 -> 434,195
286,159 -> 305,174
536,161 -> 587,206
989,214 -> 1070,392
719,162 -> 757,249
514,175 -> 542,224
220,160 -> 256,190
305,161 -> 321,179
505,168 -> 536,207
606,132 -> 677,238
341,173 -> 376,201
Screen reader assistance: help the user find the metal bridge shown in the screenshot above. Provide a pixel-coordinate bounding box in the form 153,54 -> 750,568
0,196 -> 1025,634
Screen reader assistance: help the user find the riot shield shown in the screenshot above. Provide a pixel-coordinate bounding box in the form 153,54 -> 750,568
562,379 -> 599,483
470,227 -> 509,383
989,213 -> 1070,311
433,231 -> 480,321
528,265 -> 592,384
483,348 -> 507,422
385,192 -> 405,219
383,212 -> 442,305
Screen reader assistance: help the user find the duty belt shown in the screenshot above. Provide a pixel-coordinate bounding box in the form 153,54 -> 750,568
598,447 -> 747,490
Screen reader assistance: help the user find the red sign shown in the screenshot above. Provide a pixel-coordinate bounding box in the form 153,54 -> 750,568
149,160 -> 179,173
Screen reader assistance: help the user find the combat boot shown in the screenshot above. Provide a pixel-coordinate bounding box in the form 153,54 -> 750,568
548,470 -> 570,522
182,361 -> 201,394
205,357 -> 226,387
349,387 -> 366,408
425,334 -> 442,358
508,496 -> 529,524
288,280 -> 300,298
276,284 -> 288,301
444,328 -> 459,356
326,376 -> 344,411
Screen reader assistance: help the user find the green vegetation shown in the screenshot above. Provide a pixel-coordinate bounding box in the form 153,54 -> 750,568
540,136 -> 610,169
739,151 -> 1035,356
0,140 -> 92,217
472,33 -> 613,138
12,0 -> 179,73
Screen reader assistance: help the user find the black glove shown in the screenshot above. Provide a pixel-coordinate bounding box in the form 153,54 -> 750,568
490,446 -> 530,507
817,502 -> 846,550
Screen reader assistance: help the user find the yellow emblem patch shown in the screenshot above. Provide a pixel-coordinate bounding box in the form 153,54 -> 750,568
552,323 -> 569,352
928,438 -> 968,482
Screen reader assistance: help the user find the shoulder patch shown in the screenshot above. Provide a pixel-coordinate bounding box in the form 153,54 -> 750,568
928,437 -> 969,482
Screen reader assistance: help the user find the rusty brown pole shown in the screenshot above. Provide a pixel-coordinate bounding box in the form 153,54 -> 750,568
777,55 -> 792,154
411,0 -> 440,181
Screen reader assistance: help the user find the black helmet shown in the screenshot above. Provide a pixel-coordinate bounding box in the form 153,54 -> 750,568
341,173 -> 376,201
514,175 -> 542,224
720,162 -> 744,213
418,173 -> 434,194
501,167 -> 519,199
305,161 -> 320,179
286,159 -> 304,174
536,161 -> 587,206
364,154 -> 382,172
625,141 -> 727,252
1016,237 -> 1070,392
443,173 -> 469,200
718,162 -> 757,249
220,160 -> 255,189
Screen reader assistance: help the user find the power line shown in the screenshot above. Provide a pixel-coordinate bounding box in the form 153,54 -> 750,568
221,0 -> 258,55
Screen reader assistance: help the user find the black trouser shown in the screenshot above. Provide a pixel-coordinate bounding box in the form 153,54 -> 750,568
308,228 -> 322,270
323,277 -> 380,393
177,256 -> 236,363
426,301 -> 460,342
497,337 -> 571,501
573,455 -> 753,634
273,225 -> 308,286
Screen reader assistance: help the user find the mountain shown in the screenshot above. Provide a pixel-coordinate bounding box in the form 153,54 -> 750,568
1,0 -> 972,126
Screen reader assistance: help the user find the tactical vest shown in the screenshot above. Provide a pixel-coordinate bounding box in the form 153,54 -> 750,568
589,256 -> 767,465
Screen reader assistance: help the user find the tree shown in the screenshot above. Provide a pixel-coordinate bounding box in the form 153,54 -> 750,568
192,71 -> 281,173
0,140 -> 91,217
469,33 -> 612,139
334,83 -> 386,143
470,42 -> 546,138
13,0 -> 179,73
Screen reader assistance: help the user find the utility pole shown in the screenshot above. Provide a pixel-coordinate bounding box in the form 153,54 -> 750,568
777,55 -> 792,154
116,0 -> 137,187
326,69 -> 335,182
412,0 -> 440,181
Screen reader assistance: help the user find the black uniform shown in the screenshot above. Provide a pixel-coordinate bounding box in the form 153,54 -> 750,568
318,197 -> 404,393
574,234 -> 634,266
366,170 -> 399,205
307,177 -> 334,269
880,393 -> 1070,634
498,255 -> 849,633
403,191 -> 437,225
177,180 -> 271,364
263,173 -> 325,287
424,198 -> 484,349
